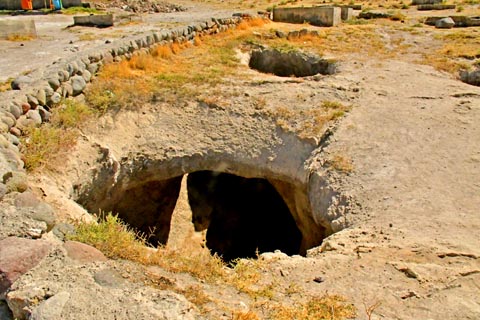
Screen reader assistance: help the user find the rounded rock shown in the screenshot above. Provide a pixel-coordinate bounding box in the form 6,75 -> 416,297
70,76 -> 86,96
26,109 -> 42,125
10,104 -> 22,119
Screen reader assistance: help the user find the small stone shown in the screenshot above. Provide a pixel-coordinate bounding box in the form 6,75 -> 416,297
27,95 -> 39,109
275,30 -> 286,38
38,107 -> 51,122
62,83 -> 73,98
0,122 -> 8,134
14,191 -> 40,207
82,69 -> 92,83
63,241 -> 108,263
21,103 -> 30,114
26,109 -> 42,125
26,228 -> 43,239
48,92 -> 62,106
70,76 -> 86,96
87,63 -> 99,75
52,223 -> 76,241
1,116 -> 15,129
36,89 -> 47,106
11,76 -> 33,90
47,77 -> 61,90
3,171 -> 28,193
436,17 -> 455,29
8,133 -> 19,146
15,115 -> 35,131
10,104 -> 22,119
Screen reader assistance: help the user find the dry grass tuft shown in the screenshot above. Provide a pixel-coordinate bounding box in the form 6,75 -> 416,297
232,311 -> 261,320
273,101 -> 351,139
6,34 -> 35,41
21,126 -> 77,172
327,154 -> 354,173
21,99 -> 95,171
269,294 -> 357,319
0,78 -> 12,92
152,44 -> 173,59
171,42 -> 182,54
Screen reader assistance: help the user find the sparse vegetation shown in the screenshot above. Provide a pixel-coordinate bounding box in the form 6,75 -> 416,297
274,101 -> 352,139
0,78 -> 12,92
6,34 -> 35,41
61,6 -> 102,15
21,99 -> 95,171
69,213 -> 357,319
326,154 -> 354,173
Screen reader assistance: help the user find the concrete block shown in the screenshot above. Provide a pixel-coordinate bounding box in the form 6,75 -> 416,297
62,0 -> 82,8
412,0 -> 442,4
73,14 -> 114,27
340,7 -> 353,21
273,6 -> 342,27
0,19 -> 37,40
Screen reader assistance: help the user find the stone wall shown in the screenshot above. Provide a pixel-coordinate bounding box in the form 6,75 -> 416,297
272,6 -> 341,27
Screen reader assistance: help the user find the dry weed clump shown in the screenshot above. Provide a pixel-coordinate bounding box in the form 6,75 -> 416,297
21,99 -> 95,171
6,34 -> 35,41
274,101 -> 351,139
21,125 -> 77,171
268,294 -> 357,320
327,154 -> 354,173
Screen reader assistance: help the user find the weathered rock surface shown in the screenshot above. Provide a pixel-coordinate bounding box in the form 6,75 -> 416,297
0,237 -> 51,298
435,17 -> 455,28
6,254 -> 202,320
63,241 -> 108,264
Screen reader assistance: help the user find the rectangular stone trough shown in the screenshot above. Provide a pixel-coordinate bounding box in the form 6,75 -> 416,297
272,6 -> 342,27
73,14 -> 114,27
0,19 -> 37,39
425,15 -> 480,27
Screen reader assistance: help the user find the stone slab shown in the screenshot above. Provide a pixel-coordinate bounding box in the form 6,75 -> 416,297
73,14 -> 114,27
273,6 -> 341,27
0,19 -> 37,40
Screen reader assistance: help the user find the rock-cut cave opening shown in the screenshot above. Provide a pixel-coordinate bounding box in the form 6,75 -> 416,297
76,170 -> 306,262
187,171 -> 302,262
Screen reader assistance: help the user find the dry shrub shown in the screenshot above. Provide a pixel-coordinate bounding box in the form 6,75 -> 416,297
152,45 -> 173,59
232,311 -> 261,320
128,54 -> 157,71
21,126 -> 77,172
247,17 -> 268,27
327,154 -> 354,173
194,36 -> 203,46
236,21 -> 250,30
269,294 -> 356,320
69,213 -> 226,281
171,42 -> 182,54
6,34 -> 34,41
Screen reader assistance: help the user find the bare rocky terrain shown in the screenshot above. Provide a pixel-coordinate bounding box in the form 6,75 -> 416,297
0,0 -> 479,319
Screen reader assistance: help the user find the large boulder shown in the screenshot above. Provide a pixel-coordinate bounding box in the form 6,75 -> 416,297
0,237 -> 51,298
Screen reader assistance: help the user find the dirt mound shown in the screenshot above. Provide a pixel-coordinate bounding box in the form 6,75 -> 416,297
92,0 -> 186,13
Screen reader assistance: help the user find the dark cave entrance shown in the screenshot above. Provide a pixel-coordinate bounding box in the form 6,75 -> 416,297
187,171 -> 302,262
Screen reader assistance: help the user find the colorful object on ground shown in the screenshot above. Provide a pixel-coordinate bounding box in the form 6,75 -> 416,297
21,0 -> 33,10
52,0 -> 62,10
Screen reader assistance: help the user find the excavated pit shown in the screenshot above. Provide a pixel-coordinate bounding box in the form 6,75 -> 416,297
187,171 -> 302,262
249,48 -> 337,77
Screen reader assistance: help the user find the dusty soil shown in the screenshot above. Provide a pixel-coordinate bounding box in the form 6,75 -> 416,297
1,1 -> 480,319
